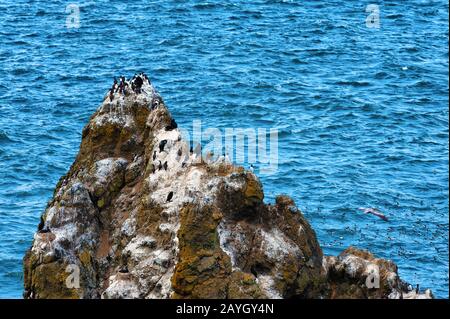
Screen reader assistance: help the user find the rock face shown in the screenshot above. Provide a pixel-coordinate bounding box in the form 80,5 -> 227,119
23,75 -> 432,299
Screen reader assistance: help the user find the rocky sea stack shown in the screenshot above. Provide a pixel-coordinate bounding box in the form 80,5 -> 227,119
23,74 -> 432,299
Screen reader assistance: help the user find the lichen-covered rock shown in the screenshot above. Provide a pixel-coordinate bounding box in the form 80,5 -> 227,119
323,247 -> 433,299
23,74 -> 432,299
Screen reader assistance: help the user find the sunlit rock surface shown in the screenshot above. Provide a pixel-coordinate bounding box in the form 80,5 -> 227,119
23,75 -> 432,299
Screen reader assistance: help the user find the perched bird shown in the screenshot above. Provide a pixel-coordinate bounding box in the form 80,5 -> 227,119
163,161 -> 168,171
250,164 -> 254,173
134,76 -> 143,93
358,207 -> 389,221
151,98 -> 160,110
159,140 -> 167,153
166,191 -> 174,202
165,118 -> 178,131
158,161 -> 163,170
37,216 -> 45,231
153,151 -> 157,161
119,265 -> 128,273
111,78 -> 117,92
38,227 -> 51,234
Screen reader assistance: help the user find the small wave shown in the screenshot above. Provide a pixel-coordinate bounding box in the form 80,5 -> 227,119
10,40 -> 29,46
75,75 -> 96,82
10,68 -> 31,76
228,15 -> 241,21
402,46 -> 419,53
4,271 -> 23,279
193,3 -> 221,10
305,48 -> 332,57
335,80 -> 371,87
385,154 -> 406,162
169,7 -> 190,14
386,14 -> 404,19
21,32 -> 39,38
87,19 -> 111,26
411,80 -> 434,88
10,95 -> 30,104
374,71 -> 390,79
158,38 -> 180,46
0,131 -> 12,143
254,82 -> 273,89
35,9 -> 46,16
291,58 -> 307,65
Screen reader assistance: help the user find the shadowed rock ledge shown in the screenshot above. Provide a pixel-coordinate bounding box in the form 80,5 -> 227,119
23,75 -> 432,299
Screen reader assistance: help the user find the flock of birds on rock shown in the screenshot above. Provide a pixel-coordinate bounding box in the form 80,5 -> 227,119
108,72 -> 151,102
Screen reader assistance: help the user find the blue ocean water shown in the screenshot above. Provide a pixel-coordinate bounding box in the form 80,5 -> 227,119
0,0 -> 448,298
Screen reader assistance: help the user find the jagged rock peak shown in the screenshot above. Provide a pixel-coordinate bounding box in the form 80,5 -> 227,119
23,73 -> 432,299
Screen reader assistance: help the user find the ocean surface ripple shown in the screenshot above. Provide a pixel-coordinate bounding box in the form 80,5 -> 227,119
0,0 -> 448,298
